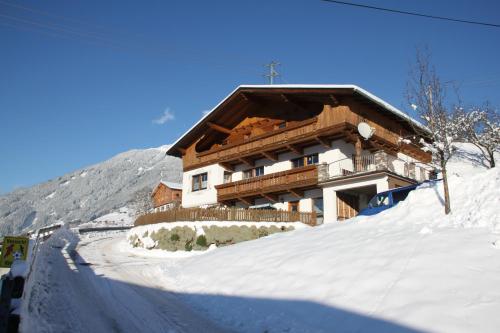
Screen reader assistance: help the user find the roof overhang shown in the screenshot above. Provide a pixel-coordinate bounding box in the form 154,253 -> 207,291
166,84 -> 429,157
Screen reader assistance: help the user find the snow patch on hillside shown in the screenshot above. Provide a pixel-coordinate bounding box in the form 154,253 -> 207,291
79,207 -> 136,228
0,146 -> 182,236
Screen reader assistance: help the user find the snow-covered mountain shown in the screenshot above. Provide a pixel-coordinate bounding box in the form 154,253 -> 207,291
0,146 -> 182,236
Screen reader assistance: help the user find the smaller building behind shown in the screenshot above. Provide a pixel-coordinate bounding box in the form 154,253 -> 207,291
151,181 -> 182,212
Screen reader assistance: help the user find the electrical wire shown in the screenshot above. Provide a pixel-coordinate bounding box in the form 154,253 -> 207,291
320,0 -> 500,28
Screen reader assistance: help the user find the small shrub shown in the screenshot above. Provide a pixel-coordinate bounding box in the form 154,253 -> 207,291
185,241 -> 193,251
170,233 -> 180,242
196,235 -> 208,247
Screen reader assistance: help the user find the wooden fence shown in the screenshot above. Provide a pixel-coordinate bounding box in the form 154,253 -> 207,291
134,208 -> 317,226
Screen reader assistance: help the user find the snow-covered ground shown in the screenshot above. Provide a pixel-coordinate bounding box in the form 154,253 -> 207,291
21,230 -> 229,333
21,144 -> 500,333
78,207 -> 136,228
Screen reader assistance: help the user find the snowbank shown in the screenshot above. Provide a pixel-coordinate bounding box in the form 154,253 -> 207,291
20,227 -> 79,333
141,146 -> 500,333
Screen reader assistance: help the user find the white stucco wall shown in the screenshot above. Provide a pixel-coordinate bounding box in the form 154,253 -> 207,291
181,140 -> 372,212
182,164 -> 225,208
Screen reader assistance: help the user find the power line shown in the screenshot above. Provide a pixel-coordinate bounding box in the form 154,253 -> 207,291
320,0 -> 500,28
0,0 -> 147,40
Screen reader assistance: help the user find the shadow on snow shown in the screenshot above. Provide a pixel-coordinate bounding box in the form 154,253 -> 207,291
25,235 -> 427,333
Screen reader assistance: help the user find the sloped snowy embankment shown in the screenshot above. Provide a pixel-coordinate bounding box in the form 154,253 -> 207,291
144,147 -> 500,333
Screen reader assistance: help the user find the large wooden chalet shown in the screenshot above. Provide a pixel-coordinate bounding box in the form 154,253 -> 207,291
166,85 -> 432,223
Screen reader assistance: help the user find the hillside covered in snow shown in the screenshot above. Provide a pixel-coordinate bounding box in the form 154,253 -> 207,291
0,146 -> 181,236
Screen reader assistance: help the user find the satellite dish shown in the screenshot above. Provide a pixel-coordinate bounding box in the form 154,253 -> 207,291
357,122 -> 374,140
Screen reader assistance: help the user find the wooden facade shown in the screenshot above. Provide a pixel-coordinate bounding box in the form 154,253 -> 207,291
176,92 -> 431,173
167,86 -> 432,215
151,182 -> 182,208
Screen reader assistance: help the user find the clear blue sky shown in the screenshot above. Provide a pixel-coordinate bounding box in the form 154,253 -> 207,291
1,0 -> 499,193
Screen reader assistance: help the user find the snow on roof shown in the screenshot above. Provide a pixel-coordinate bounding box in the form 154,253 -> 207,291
160,181 -> 182,190
167,84 -> 428,156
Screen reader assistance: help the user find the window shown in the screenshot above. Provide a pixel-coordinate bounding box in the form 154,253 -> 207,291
292,157 -> 304,168
243,166 -> 264,179
291,153 -> 319,168
223,171 -> 233,184
243,169 -> 253,180
192,173 -> 208,191
276,121 -> 287,129
306,154 -> 319,165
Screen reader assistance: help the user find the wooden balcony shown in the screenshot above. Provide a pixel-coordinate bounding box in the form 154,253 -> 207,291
183,104 -> 430,171
215,165 -> 319,203
195,118 -> 322,168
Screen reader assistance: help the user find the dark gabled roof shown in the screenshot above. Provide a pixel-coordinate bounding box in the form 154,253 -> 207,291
167,84 -> 427,157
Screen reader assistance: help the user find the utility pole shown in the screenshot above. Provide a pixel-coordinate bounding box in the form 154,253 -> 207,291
264,61 -> 280,85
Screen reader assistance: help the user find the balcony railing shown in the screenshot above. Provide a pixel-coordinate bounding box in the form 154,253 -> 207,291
319,152 -> 432,183
196,118 -> 319,165
215,165 -> 318,201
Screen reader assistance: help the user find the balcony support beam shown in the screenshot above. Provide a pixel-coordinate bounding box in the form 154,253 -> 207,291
287,144 -> 303,155
207,122 -> 232,135
289,188 -> 303,198
315,136 -> 330,148
219,162 -> 235,171
239,157 -> 254,167
261,193 -> 279,203
262,151 -> 278,161
238,197 -> 254,206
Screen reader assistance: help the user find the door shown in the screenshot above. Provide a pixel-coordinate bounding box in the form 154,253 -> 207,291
336,192 -> 359,221
288,201 -> 300,212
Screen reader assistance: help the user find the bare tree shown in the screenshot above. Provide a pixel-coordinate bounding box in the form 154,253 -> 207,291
406,49 -> 457,215
454,104 -> 499,168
